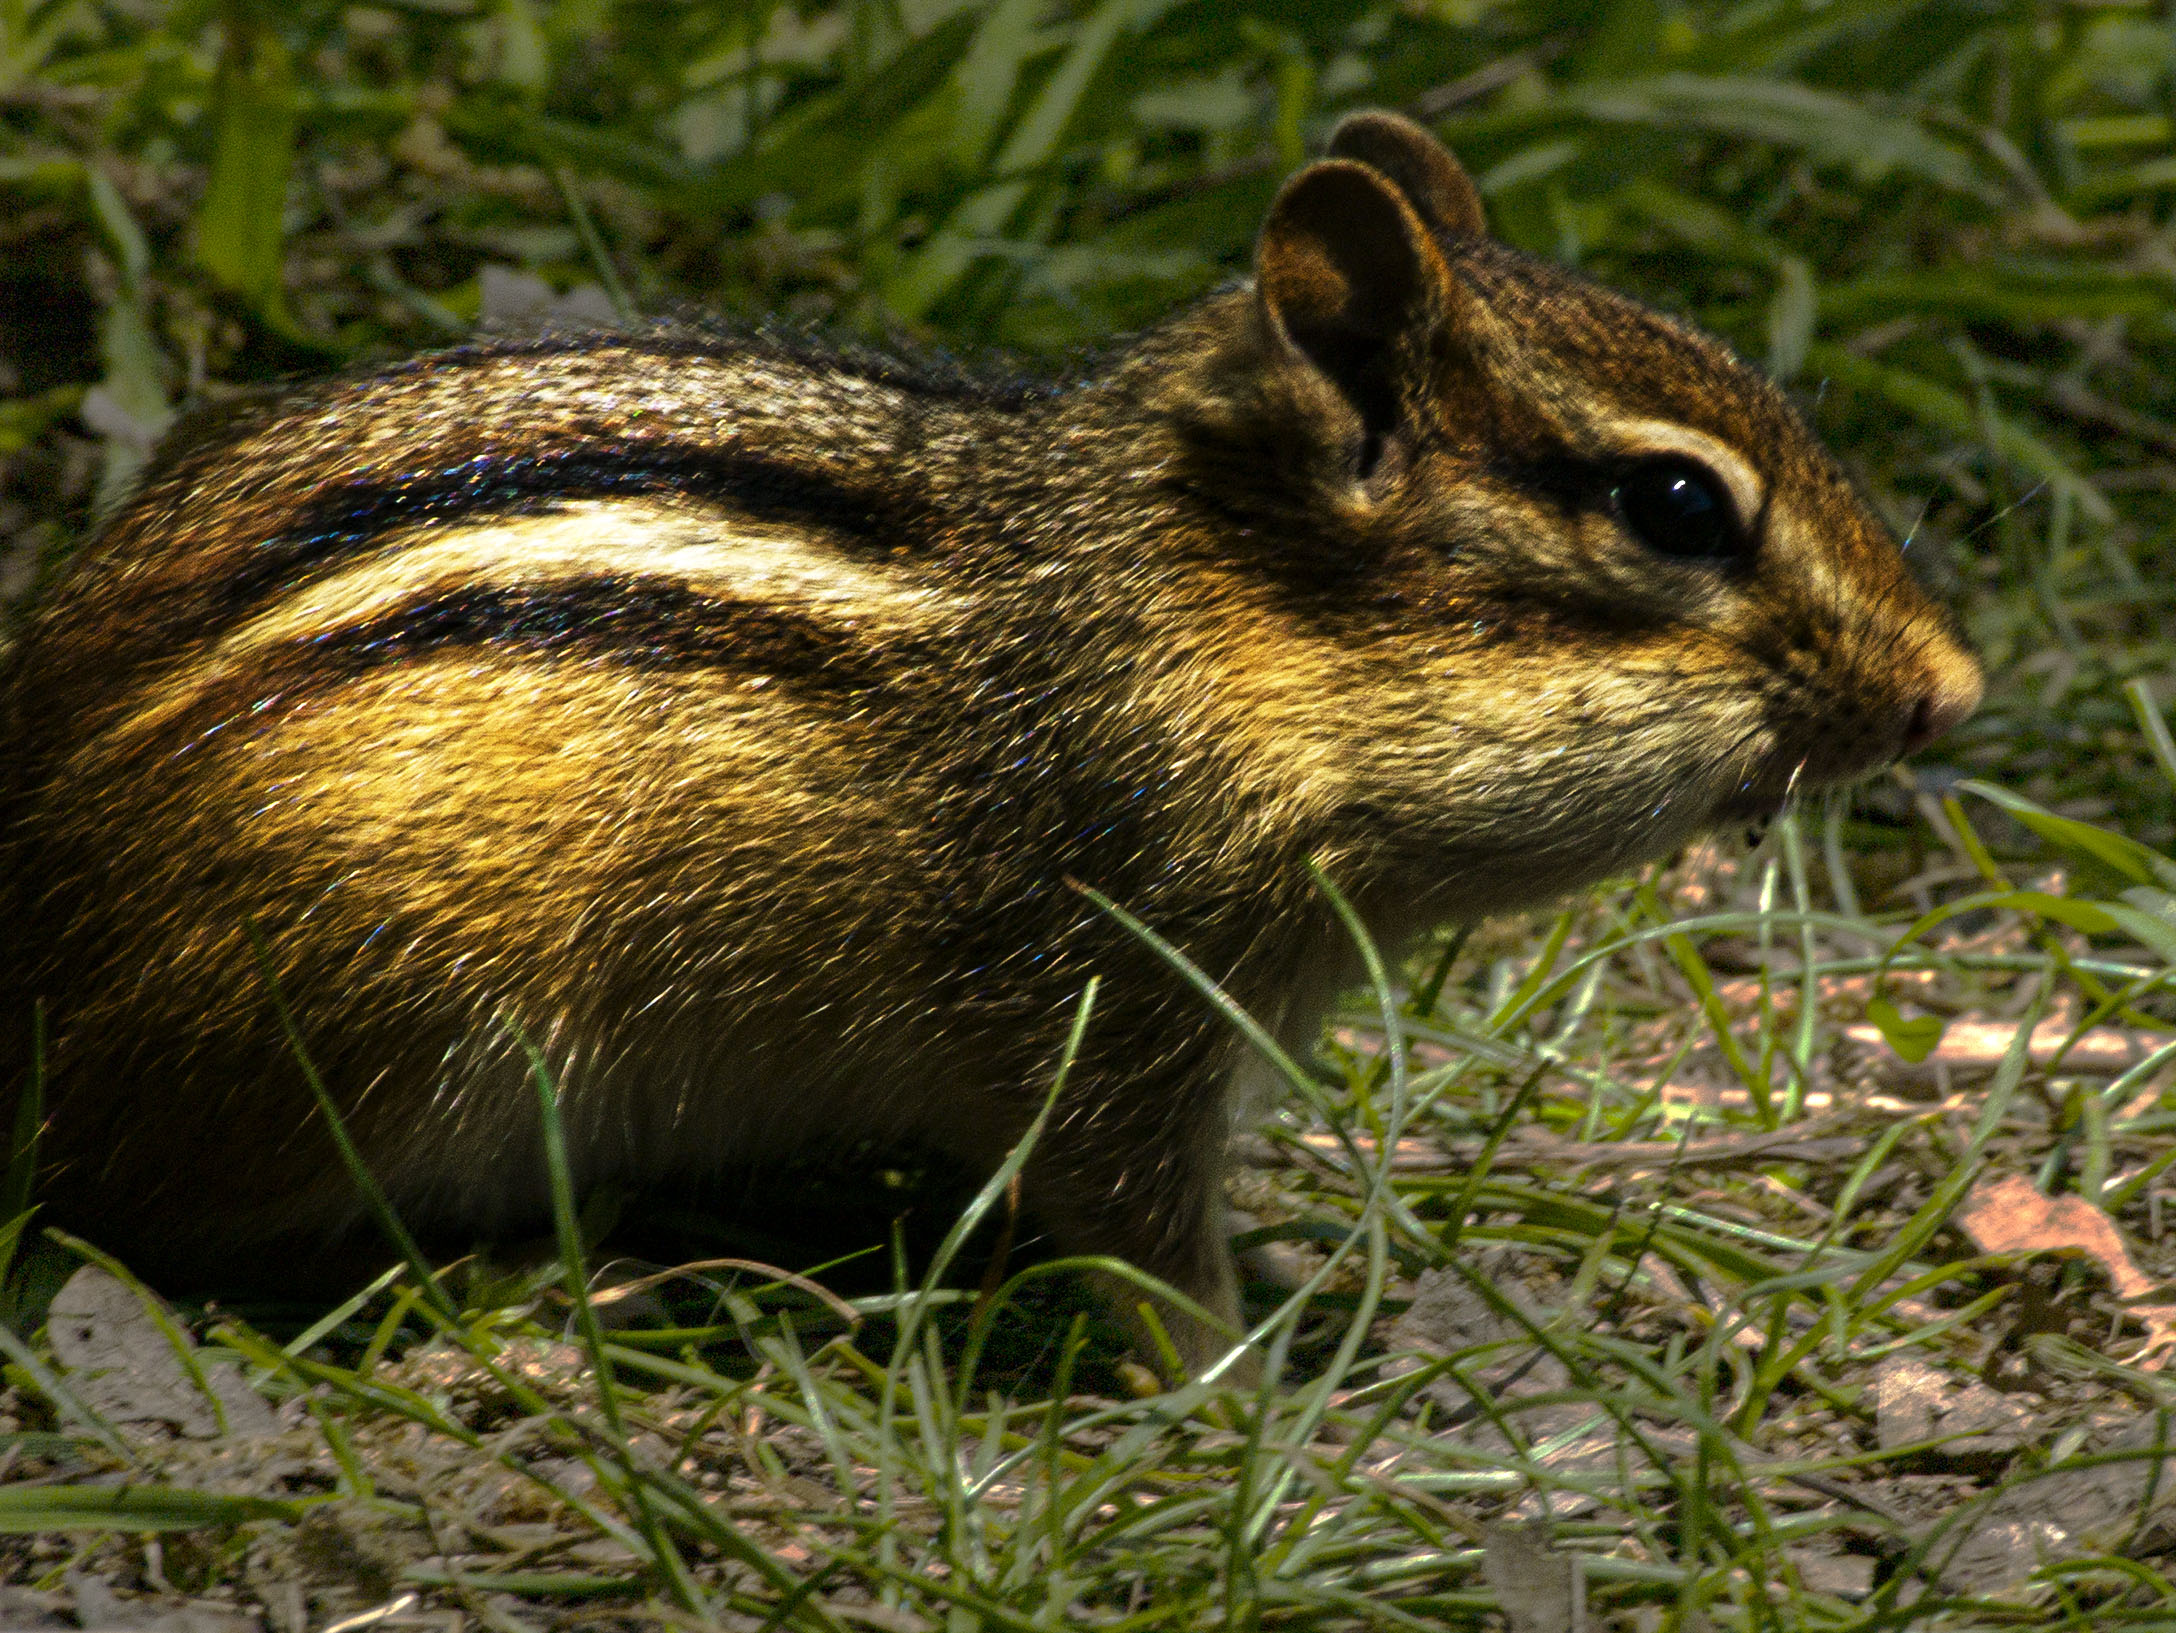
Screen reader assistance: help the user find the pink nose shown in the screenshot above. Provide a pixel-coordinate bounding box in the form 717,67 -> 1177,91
1900,651 -> 1984,756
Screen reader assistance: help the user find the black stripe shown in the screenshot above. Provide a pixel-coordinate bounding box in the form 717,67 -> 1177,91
485,326 -> 1049,408
306,575 -> 893,684
228,445 -> 915,613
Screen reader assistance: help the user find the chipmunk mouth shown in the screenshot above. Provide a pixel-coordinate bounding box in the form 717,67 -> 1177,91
1709,759 -> 1807,829
1713,786 -> 1794,829
1712,690 -> 1933,827
1709,735 -> 1900,834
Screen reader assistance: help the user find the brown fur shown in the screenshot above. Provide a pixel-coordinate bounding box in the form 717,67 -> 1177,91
1,115 -> 1978,1378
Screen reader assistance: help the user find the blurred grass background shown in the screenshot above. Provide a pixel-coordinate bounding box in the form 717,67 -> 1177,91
3,0 -> 2174,859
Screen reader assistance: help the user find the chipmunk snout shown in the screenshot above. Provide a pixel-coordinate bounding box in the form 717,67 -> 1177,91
1899,644 -> 1984,757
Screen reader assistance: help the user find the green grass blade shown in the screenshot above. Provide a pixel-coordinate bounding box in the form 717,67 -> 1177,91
244,923 -> 453,1320
514,1026 -> 709,1618
196,16 -> 296,325
0,1484 -> 308,1531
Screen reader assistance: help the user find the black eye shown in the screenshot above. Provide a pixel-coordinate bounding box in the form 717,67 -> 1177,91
1612,459 -> 1749,561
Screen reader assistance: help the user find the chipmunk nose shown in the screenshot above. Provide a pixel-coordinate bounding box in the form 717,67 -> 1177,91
1900,645 -> 1984,756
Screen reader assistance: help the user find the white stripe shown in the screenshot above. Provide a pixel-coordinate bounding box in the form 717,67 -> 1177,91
229,498 -> 954,653
97,499 -> 953,753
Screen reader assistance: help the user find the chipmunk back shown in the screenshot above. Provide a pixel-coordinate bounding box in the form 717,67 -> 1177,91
2,114 -> 1979,1375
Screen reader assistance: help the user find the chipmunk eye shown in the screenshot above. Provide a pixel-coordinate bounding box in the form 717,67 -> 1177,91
1612,458 -> 1748,562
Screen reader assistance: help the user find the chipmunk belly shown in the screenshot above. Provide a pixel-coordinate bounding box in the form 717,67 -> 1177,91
337,1010 -> 995,1244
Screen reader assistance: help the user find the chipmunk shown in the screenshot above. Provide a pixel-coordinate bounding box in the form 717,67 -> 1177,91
2,112 -> 1979,1378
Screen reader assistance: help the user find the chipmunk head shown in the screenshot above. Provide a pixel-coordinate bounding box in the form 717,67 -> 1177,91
1150,111 -> 1981,901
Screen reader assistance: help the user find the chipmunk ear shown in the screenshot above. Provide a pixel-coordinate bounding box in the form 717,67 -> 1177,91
1255,157 -> 1456,465
1325,110 -> 1487,241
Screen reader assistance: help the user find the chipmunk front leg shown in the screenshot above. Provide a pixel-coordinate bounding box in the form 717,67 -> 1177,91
1014,1074 -> 1259,1388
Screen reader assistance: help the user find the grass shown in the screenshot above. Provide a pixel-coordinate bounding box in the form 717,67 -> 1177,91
6,0 -> 2176,1627
17,833 -> 2176,1629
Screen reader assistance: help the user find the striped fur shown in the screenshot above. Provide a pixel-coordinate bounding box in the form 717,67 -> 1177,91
1,114 -> 1979,1379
